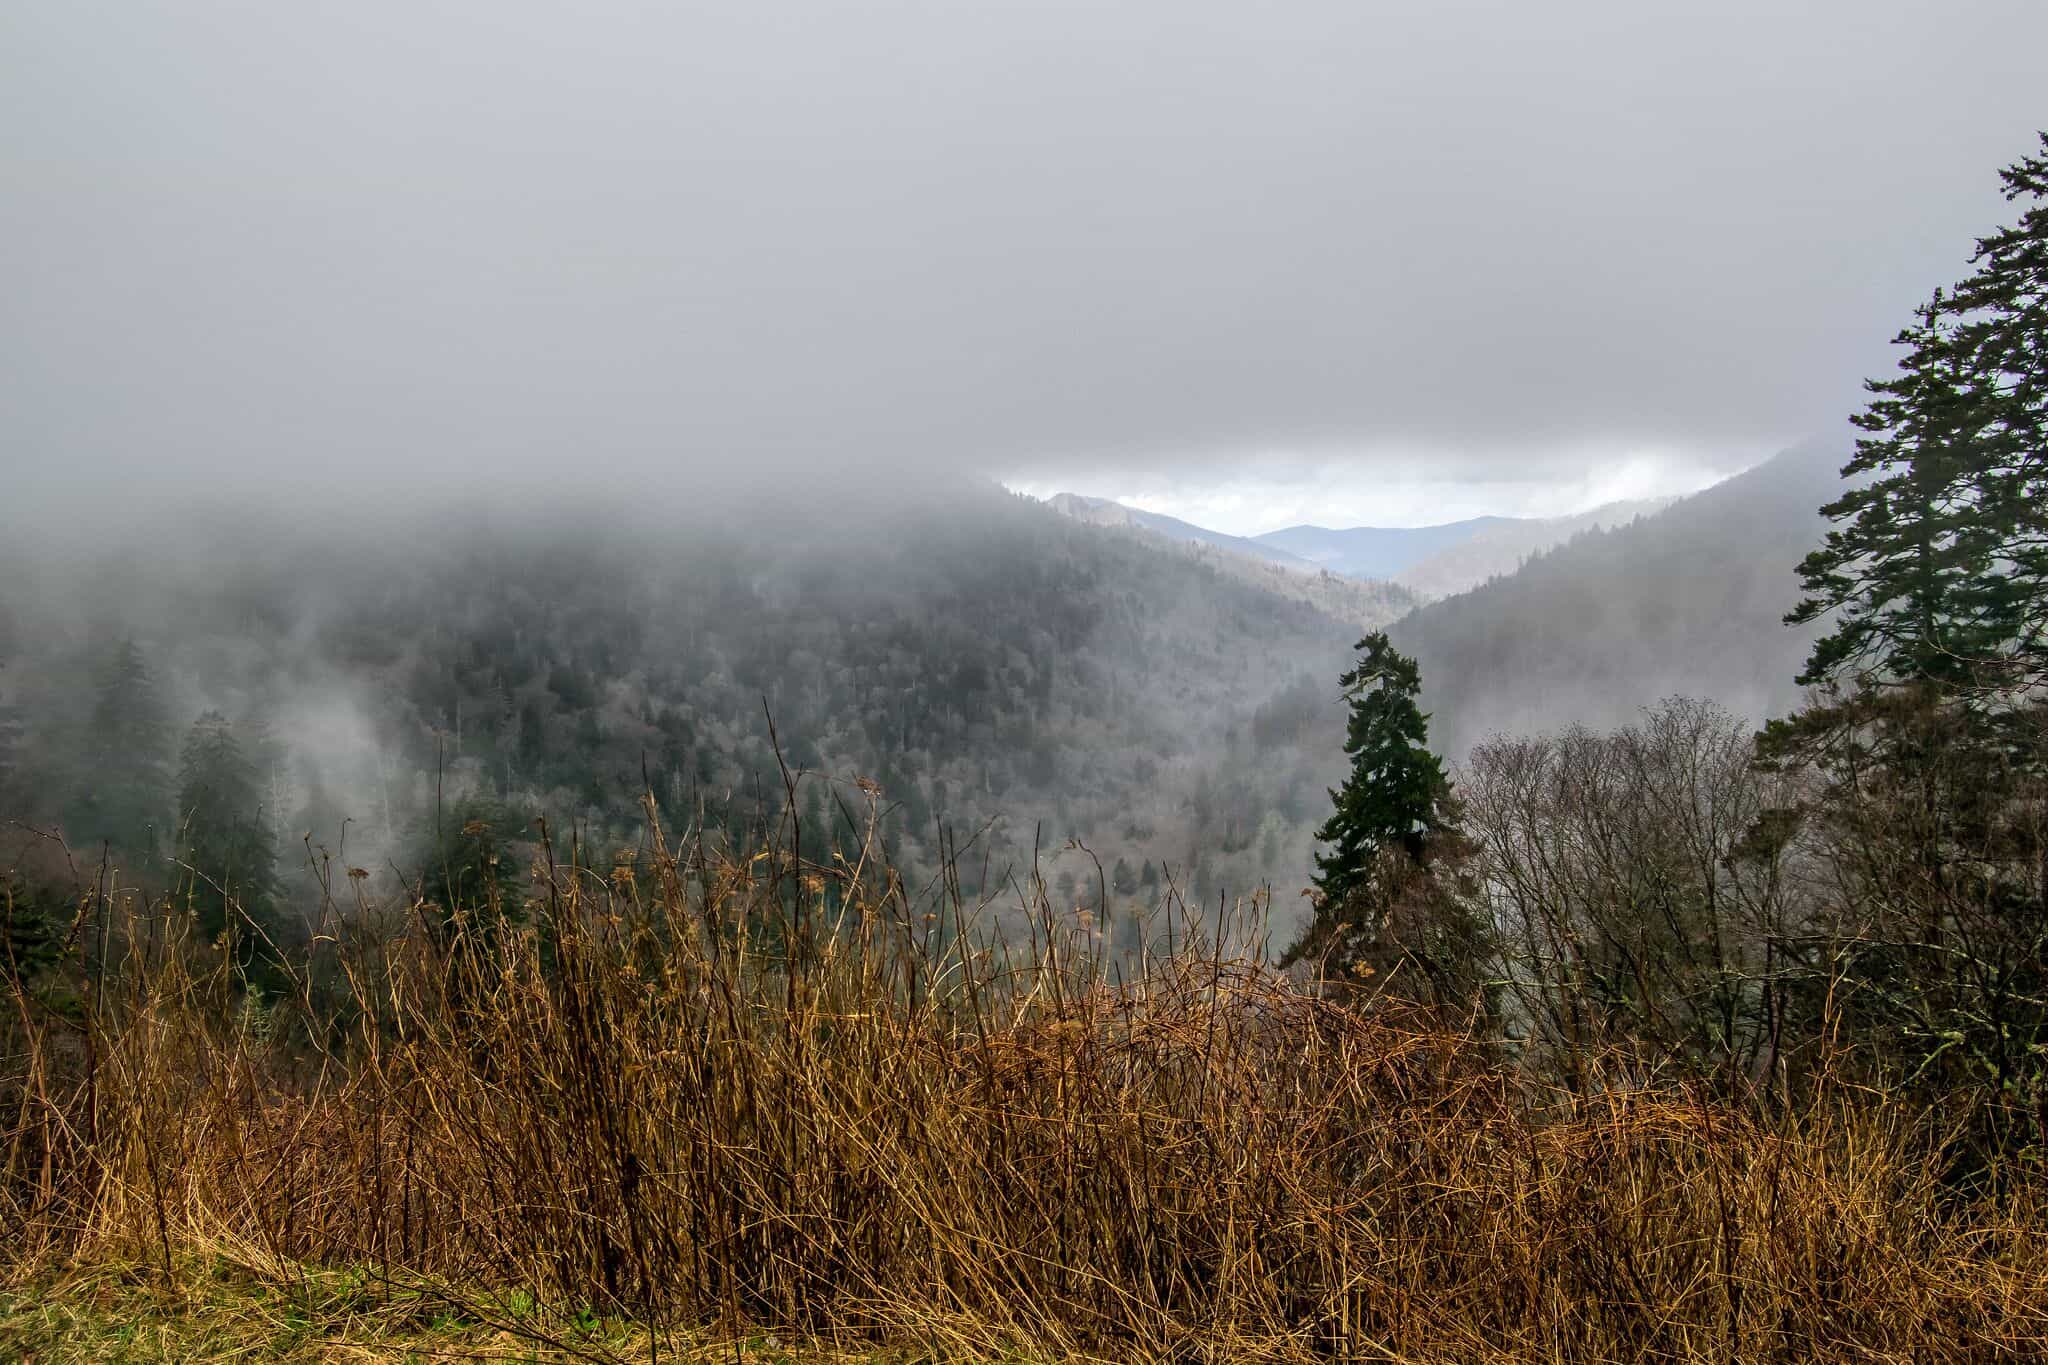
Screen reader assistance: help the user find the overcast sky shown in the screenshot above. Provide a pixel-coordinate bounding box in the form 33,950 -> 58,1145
4,1 -> 2043,531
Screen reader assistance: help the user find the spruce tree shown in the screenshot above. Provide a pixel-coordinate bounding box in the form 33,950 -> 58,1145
417,794 -> 524,940
175,711 -> 281,958
1768,134 -> 2048,1140
1946,132 -> 2048,683
1788,132 -> 2048,690
1307,633 -> 1453,908
66,638 -> 173,858
1284,633 -> 1490,1008
0,866 -> 68,988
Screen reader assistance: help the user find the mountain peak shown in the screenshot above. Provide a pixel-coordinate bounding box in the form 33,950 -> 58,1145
1046,492 -> 1136,528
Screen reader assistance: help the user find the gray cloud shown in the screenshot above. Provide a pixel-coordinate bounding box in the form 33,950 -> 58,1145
3,0 -> 2043,514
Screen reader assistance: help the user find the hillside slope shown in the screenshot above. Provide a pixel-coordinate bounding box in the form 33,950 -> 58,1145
0,486 -> 1361,927
1391,498 -> 1672,601
1391,445 -> 1842,757
1045,493 -> 1417,632
1047,493 -> 1319,570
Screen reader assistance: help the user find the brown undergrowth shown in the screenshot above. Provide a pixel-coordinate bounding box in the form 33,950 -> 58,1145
6,796 -> 2048,1363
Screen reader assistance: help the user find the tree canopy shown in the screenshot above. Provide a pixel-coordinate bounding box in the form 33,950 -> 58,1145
63,639 -> 172,858
1286,634 -> 1488,1009
175,710 -> 280,961
1308,632 -> 1454,911
1790,132 -> 2048,691
1769,133 -> 2048,1146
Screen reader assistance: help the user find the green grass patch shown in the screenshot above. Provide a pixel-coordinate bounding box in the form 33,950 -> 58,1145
0,1258 -> 952,1363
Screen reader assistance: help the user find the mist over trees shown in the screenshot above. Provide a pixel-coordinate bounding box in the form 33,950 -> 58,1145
0,487 -> 1365,951
62,640 -> 172,859
173,710 -> 280,964
5,0 -> 2048,1347
1392,442 -> 1842,758
1221,134 -> 2048,1155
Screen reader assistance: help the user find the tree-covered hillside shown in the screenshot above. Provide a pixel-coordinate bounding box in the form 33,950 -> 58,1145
0,485 -> 1360,936
1391,444 -> 1842,756
1390,497 -> 1671,601
1043,494 -> 1420,633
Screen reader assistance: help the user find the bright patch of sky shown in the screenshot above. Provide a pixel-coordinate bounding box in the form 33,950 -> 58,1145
1007,449 -> 1751,536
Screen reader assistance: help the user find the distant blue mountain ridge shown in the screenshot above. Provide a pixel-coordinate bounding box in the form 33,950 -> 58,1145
1056,491 -> 1523,577
1047,492 -> 1527,581
1043,494 -> 1322,571
1044,489 -> 1679,599
1252,518 -> 1517,580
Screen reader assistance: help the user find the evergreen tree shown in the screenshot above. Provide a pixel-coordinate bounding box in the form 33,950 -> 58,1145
0,865 -> 68,988
417,794 -> 526,936
239,709 -> 291,859
1768,134 -> 2048,1143
1285,634 -> 1490,1010
175,711 -> 281,957
409,795 -> 532,1002
1789,132 -> 2048,690
1307,634 -> 1453,908
1945,132 -> 2048,684
65,639 -> 172,858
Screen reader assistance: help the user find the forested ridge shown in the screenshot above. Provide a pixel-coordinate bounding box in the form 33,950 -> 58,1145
1394,441 -> 1841,755
0,486 -> 1362,944
0,446 -> 1890,954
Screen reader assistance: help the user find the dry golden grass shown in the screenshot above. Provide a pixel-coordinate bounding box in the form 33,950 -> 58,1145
7,797 -> 2048,1362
